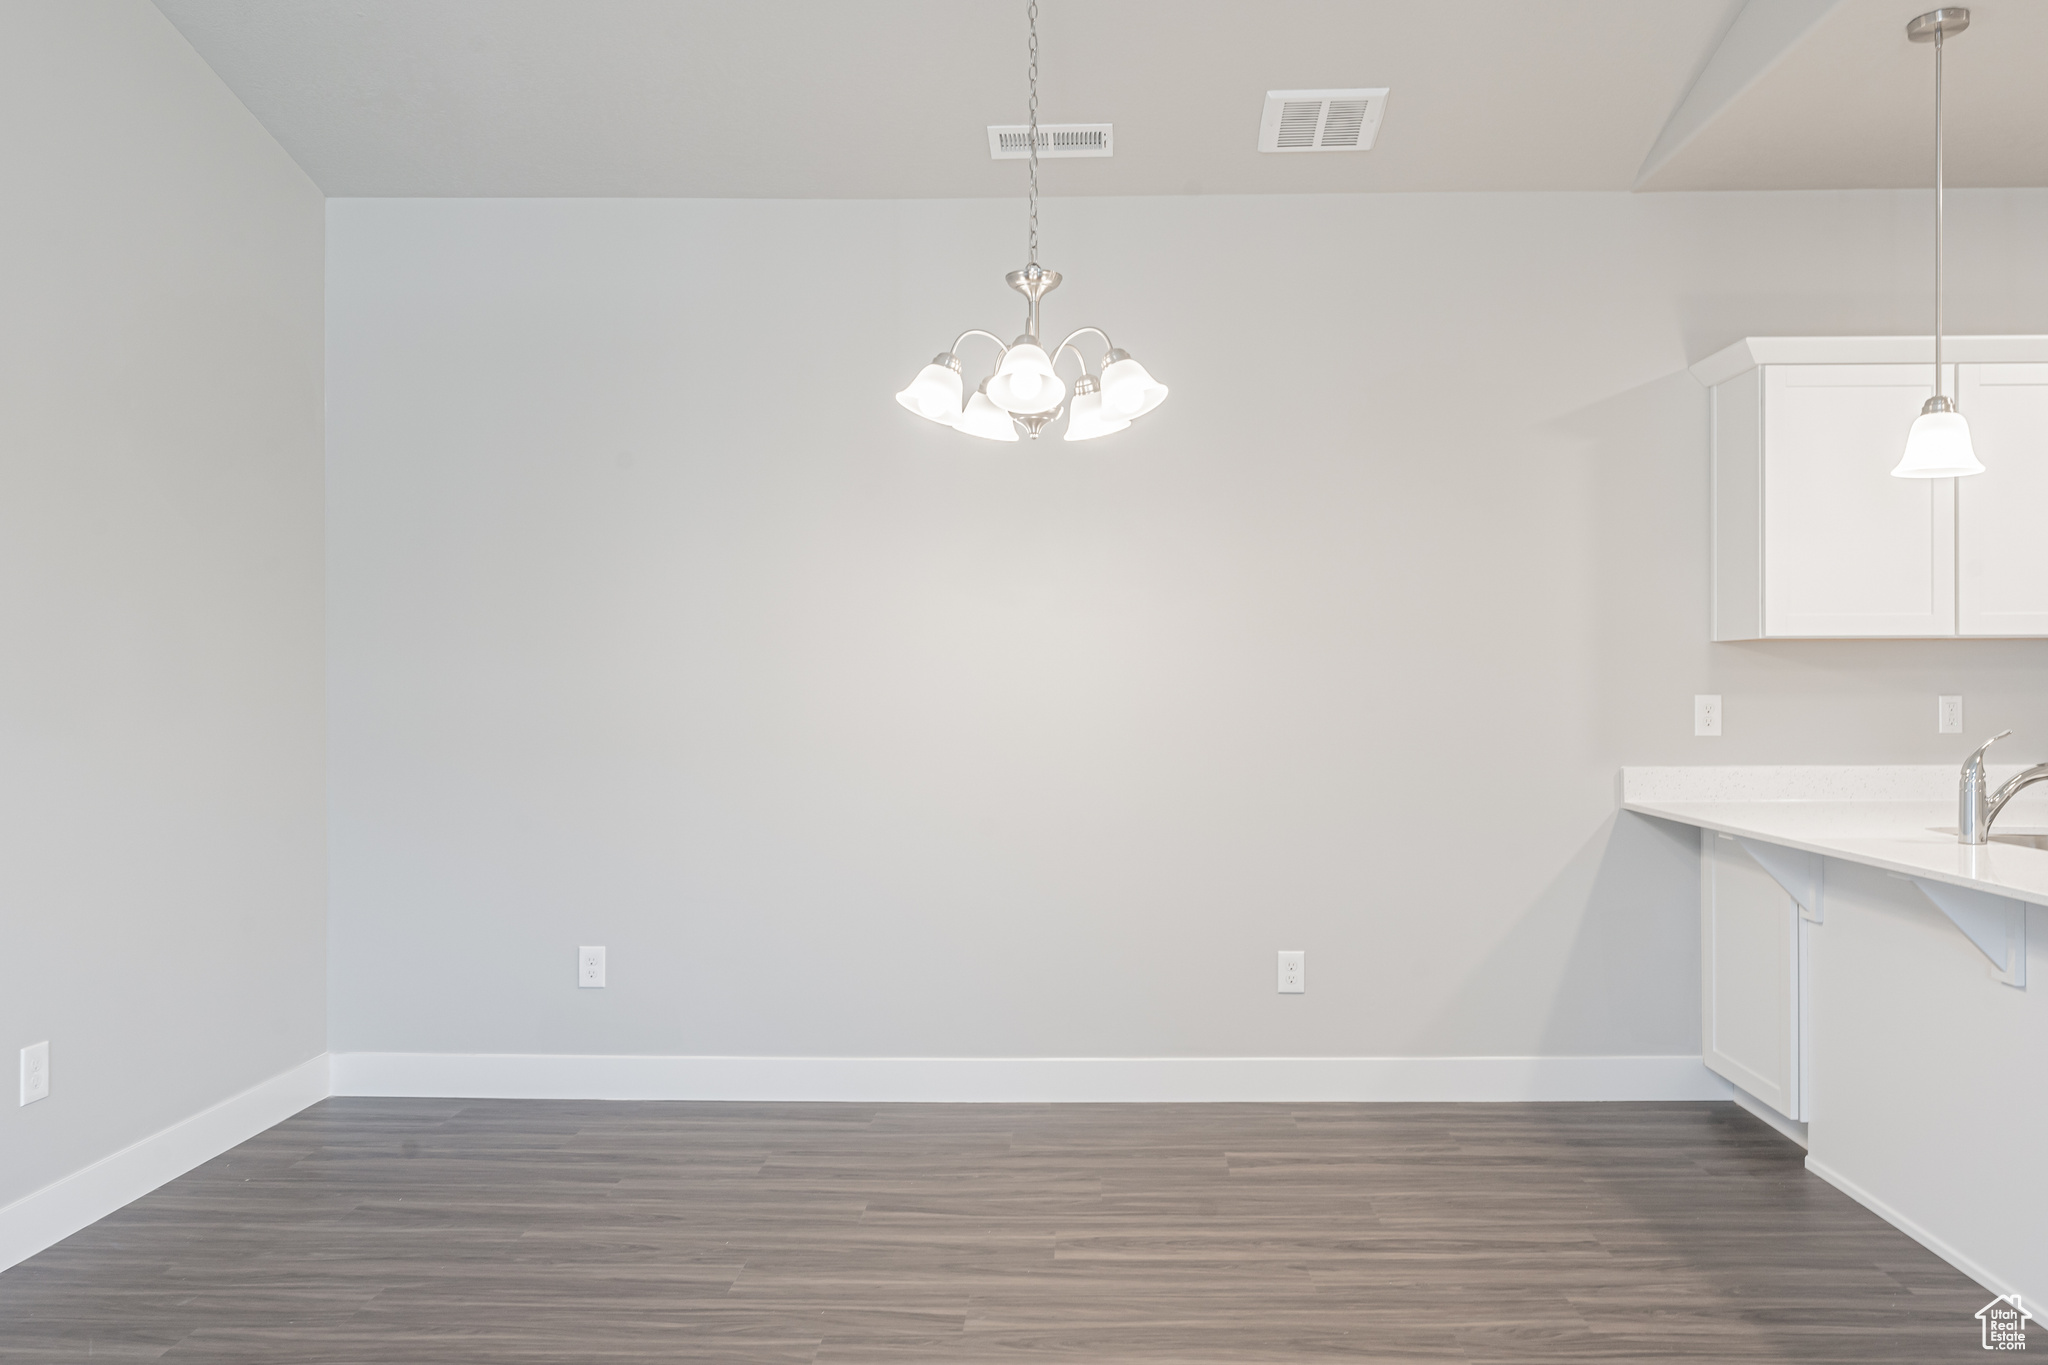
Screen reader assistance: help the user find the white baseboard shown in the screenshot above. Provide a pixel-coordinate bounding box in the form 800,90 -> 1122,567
329,1052 -> 1735,1104
1728,1084 -> 1809,1148
1805,1156 -> 2038,1309
0,1052 -> 330,1274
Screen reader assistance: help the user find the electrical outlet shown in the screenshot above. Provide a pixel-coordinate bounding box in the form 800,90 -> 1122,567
578,946 -> 606,989
1694,695 -> 1722,737
1277,950 -> 1305,994
20,1041 -> 49,1106
1939,695 -> 1963,734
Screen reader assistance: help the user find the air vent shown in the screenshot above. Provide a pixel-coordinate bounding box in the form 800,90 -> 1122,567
1258,89 -> 1388,153
987,123 -> 1114,159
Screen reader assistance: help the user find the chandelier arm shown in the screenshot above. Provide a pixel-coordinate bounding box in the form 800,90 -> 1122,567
949,328 -> 1012,360
1053,325 -> 1114,365
1050,341 -> 1104,379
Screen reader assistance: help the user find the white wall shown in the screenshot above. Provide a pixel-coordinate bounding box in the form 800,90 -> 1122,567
0,1 -> 325,1210
325,191 -> 2048,1066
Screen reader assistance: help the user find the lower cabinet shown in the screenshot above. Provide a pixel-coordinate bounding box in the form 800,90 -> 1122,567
1700,832 -> 1807,1119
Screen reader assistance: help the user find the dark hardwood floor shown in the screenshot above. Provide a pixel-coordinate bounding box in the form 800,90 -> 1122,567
0,1099 -> 2029,1362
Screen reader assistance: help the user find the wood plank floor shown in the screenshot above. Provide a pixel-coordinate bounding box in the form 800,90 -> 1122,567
0,1099 -> 2030,1363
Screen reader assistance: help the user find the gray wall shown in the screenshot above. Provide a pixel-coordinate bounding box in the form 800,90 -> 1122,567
325,190 -> 2048,1060
0,1 -> 326,1208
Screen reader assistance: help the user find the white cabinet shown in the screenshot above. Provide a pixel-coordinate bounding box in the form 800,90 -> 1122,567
1957,363 -> 2048,636
1701,832 -> 1804,1119
1696,337 -> 2048,639
1760,364 -> 1955,637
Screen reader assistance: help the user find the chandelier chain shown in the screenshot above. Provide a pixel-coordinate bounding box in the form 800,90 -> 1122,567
1026,0 -> 1039,267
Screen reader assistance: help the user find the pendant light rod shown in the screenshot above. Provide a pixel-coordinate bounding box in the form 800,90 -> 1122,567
1935,19 -> 1944,397
1908,7 -> 1969,407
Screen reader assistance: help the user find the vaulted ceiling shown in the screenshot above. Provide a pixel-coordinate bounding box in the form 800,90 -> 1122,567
151,0 -> 2048,197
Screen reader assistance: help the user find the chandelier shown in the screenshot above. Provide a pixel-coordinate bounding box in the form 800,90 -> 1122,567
894,2 -> 1168,442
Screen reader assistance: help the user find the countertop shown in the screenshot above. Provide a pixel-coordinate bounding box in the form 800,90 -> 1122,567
1621,766 -> 2048,908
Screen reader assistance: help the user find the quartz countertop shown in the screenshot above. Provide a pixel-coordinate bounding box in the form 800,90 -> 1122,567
1620,766 -> 2048,908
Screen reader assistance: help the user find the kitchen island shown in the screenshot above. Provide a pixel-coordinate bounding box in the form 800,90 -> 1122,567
1622,765 -> 2046,1317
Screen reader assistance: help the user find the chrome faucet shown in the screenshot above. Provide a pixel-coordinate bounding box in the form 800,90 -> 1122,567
1959,730 -> 2048,844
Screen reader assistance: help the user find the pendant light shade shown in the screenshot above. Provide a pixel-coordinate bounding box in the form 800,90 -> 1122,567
986,340 -> 1063,414
1099,350 -> 1168,419
1063,377 -> 1131,442
1895,401 -> 1983,477
895,354 -> 964,424
955,382 -> 1021,441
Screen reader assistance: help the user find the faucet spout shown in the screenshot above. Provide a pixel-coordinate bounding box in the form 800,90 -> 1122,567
1987,763 -> 2048,831
1957,732 -> 2048,844
1960,730 -> 2013,844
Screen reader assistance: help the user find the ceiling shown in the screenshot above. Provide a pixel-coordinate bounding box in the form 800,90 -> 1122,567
151,0 -> 2048,198
1637,0 -> 2048,190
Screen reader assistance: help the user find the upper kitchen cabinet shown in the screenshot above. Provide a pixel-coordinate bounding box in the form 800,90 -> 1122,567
1956,364 -> 2048,636
1693,338 -> 2048,640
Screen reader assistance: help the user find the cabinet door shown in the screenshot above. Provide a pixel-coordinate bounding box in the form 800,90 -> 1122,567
1956,363 -> 2048,636
1702,833 -> 1800,1118
1762,364 -> 1956,637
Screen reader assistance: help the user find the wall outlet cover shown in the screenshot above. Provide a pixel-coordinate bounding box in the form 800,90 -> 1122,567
1277,950 -> 1305,994
578,946 -> 606,989
1939,695 -> 1963,734
20,1040 -> 49,1106
1694,694 -> 1722,737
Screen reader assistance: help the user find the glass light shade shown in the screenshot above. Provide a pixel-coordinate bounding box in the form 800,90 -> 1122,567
954,385 -> 1020,441
1100,354 -> 1168,419
1063,388 -> 1131,442
895,362 -> 963,424
986,343 -> 1064,414
1892,409 -> 1983,477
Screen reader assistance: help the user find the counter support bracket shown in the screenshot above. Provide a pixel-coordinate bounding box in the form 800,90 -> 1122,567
1909,878 -> 2027,989
1736,839 -> 1824,923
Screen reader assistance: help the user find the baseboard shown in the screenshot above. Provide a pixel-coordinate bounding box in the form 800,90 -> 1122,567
1728,1084 -> 1809,1148
329,1052 -> 1735,1103
0,1052 -> 330,1274
1805,1156 -> 2038,1309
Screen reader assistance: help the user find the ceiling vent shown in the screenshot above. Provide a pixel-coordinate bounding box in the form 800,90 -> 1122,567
1257,89 -> 1388,153
987,123 -> 1114,159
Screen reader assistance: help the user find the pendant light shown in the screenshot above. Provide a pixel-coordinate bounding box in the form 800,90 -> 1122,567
1893,7 -> 1984,479
894,1 -> 1167,442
